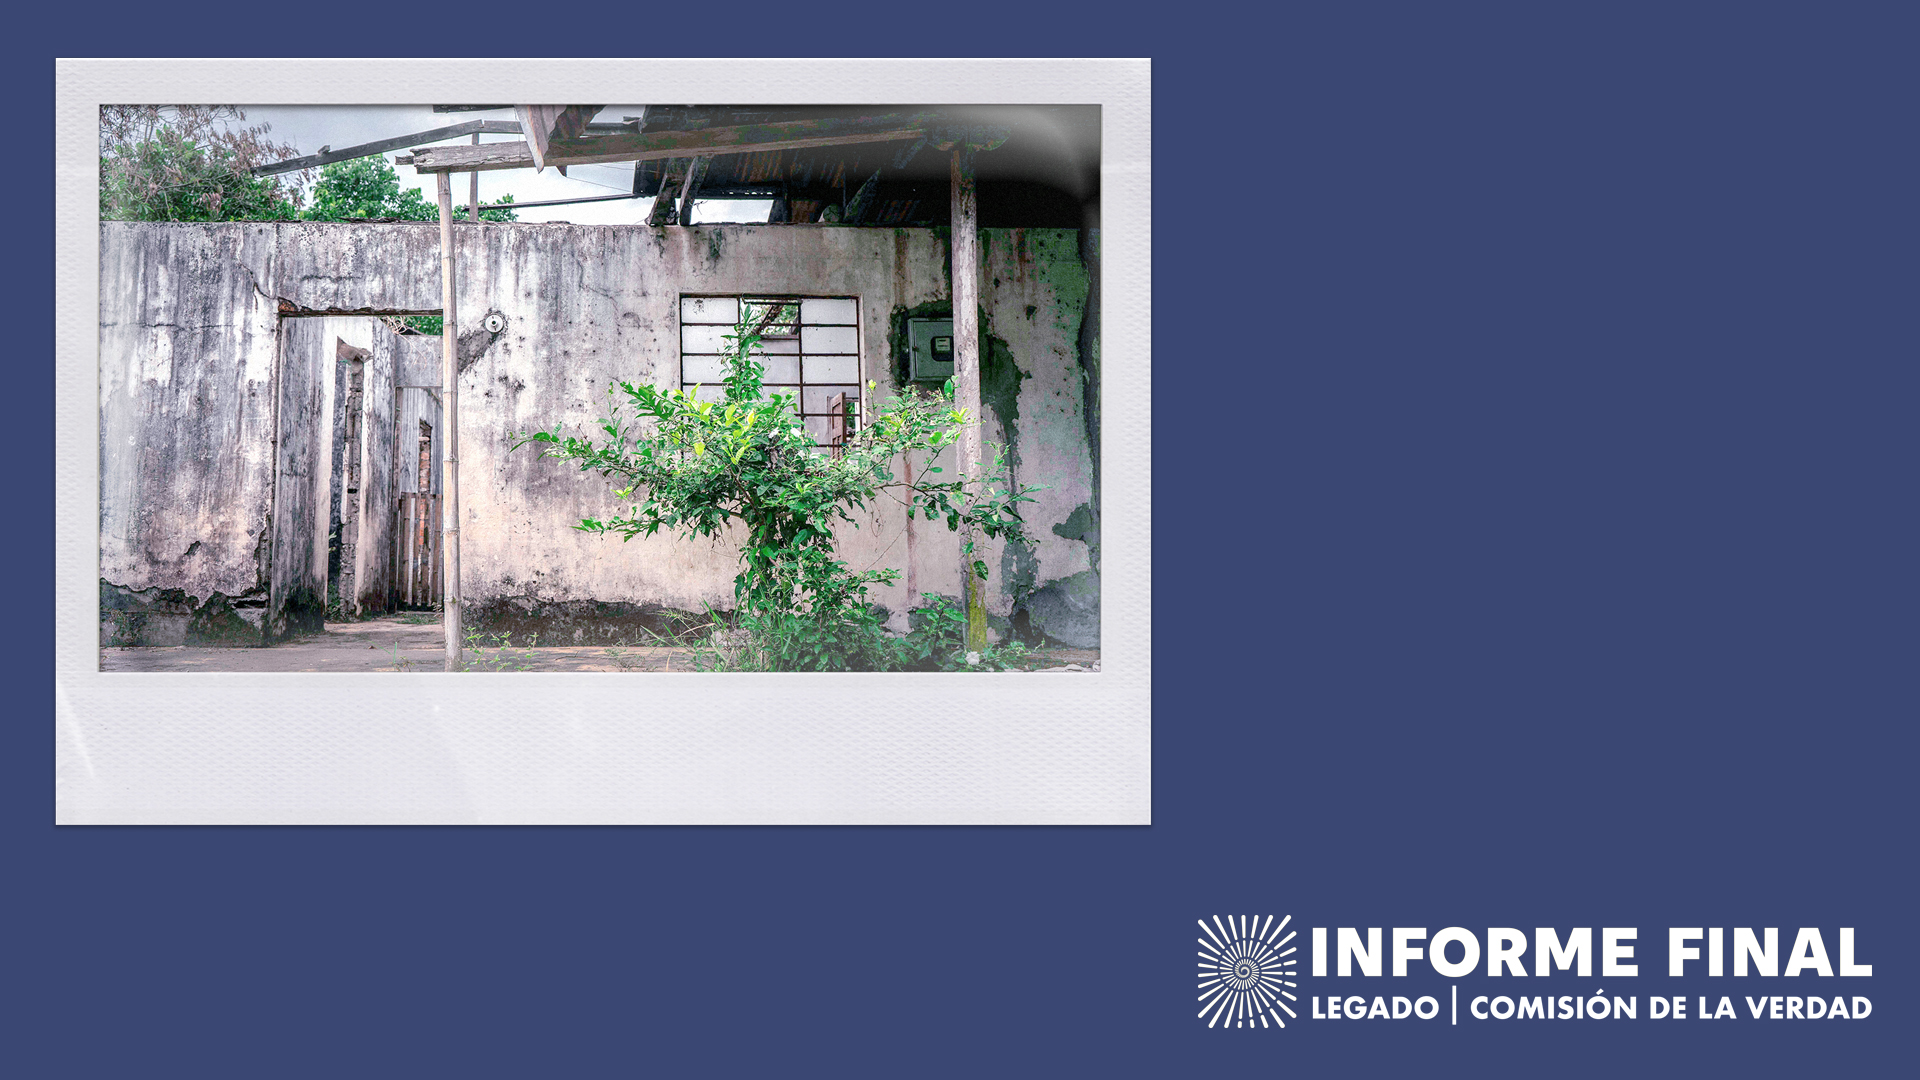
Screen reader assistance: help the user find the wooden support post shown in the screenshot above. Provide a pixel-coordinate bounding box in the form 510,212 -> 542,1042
436,172 -> 464,670
903,456 -> 918,606
648,159 -> 684,225
678,156 -> 708,226
950,145 -> 988,653
469,134 -> 480,222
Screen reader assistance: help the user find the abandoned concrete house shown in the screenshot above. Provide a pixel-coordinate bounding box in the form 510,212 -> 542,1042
98,105 -> 1101,655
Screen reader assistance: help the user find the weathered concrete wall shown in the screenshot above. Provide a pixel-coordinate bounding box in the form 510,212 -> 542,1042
396,387 -> 442,495
268,318 -> 331,638
99,221 -> 1101,648
976,228 -> 1101,646
462,225 -> 952,638
394,331 -> 444,499
350,329 -> 399,616
99,224 -> 281,645
310,318 -> 384,607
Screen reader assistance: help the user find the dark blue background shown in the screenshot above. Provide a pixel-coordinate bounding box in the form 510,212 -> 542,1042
12,6 -> 1915,1076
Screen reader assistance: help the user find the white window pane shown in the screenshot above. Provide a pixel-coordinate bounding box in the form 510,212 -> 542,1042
800,298 -> 858,325
802,325 -> 859,354
802,414 -> 833,444
759,356 -> 800,383
681,296 -> 738,324
803,385 -> 861,415
747,338 -> 799,355
681,325 -> 736,352
803,355 -> 859,383
690,383 -> 728,403
681,355 -> 731,383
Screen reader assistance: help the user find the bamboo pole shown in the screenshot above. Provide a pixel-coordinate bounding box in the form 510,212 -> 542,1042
469,133 -> 480,222
436,172 -> 464,670
950,145 -> 988,653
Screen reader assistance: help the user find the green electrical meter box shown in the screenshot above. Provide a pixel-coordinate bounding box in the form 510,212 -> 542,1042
907,317 -> 955,382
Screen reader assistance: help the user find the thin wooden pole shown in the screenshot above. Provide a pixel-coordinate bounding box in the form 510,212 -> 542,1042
902,455 -> 917,606
950,145 -> 988,653
469,134 -> 480,222
400,494 -> 411,604
430,494 -> 442,611
436,172 -> 464,670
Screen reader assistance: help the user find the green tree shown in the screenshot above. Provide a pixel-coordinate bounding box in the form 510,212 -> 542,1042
99,106 -> 305,221
518,304 -> 1040,671
303,157 -> 518,223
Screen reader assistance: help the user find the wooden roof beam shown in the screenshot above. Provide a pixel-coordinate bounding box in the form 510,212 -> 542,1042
515,105 -> 603,172
252,119 -> 522,176
404,111 -> 945,174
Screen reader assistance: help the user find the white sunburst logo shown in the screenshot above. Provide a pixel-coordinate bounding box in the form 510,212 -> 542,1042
1197,915 -> 1300,1029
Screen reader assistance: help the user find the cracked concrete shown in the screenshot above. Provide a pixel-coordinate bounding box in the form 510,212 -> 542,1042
101,220 -> 1102,656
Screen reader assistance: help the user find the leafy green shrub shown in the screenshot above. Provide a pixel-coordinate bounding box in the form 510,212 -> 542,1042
518,305 -> 1040,671
894,594 -> 968,670
893,594 -> 1034,671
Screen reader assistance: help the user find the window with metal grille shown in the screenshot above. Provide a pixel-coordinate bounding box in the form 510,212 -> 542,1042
680,295 -> 861,451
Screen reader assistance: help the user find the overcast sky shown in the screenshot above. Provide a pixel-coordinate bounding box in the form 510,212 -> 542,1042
238,105 -> 771,225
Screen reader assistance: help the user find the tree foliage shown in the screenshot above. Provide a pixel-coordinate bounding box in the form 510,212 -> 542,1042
302,157 -> 517,223
99,106 -> 305,221
518,304 -> 1041,670
99,106 -> 521,230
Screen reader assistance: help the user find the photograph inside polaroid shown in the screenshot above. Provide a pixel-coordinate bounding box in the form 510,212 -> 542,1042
96,103 -> 1102,676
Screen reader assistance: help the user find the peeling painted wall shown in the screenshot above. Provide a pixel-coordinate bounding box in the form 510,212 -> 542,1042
99,221 -> 1101,647
976,228 -> 1102,647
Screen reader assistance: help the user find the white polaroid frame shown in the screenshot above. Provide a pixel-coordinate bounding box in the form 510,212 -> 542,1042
55,58 -> 1149,824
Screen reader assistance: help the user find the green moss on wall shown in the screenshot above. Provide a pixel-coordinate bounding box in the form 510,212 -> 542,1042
883,304 -> 1029,450
885,299 -> 953,390
1052,501 -> 1098,543
1051,500 -> 1100,576
978,315 -> 1030,455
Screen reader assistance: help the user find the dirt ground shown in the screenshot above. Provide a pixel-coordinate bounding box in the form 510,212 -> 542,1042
98,616 -> 1102,673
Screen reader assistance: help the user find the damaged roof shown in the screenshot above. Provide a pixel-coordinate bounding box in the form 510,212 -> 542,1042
618,105 -> 1099,227
328,104 -> 1099,227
